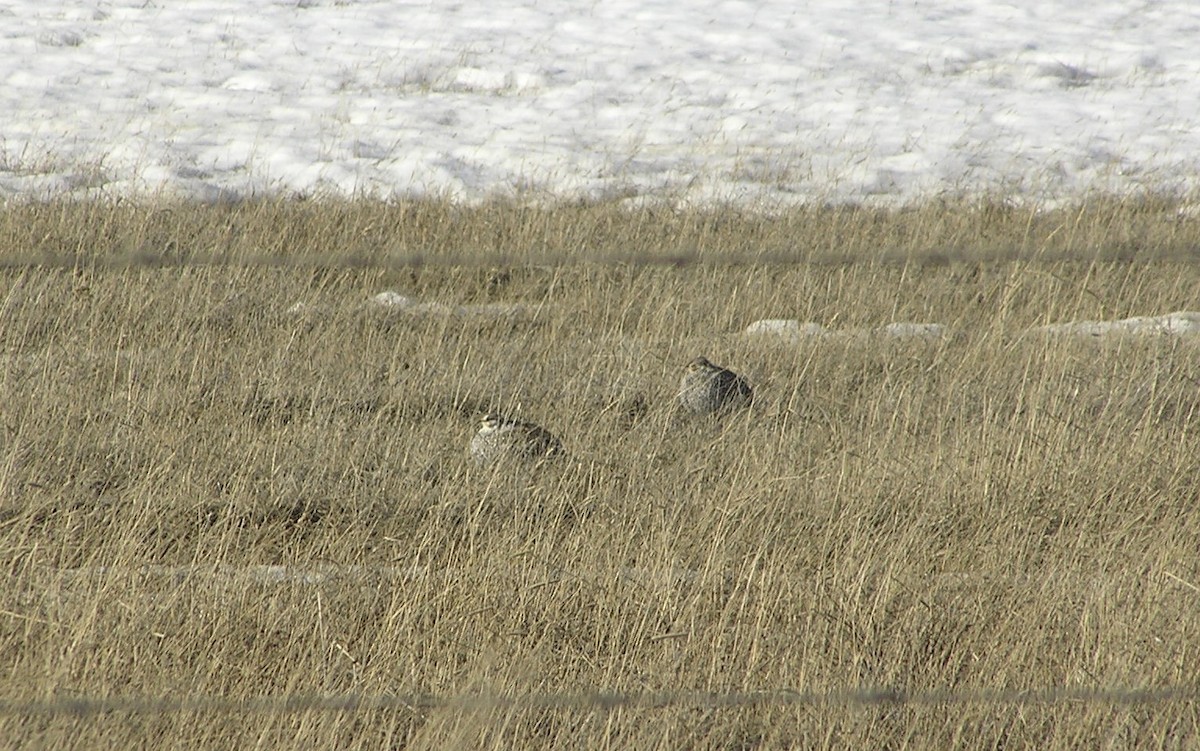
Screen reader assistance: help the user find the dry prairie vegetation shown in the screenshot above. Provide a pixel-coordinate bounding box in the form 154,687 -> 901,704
2,198 -> 1200,748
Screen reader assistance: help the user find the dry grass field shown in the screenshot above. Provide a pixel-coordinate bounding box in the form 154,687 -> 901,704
2,197 -> 1200,748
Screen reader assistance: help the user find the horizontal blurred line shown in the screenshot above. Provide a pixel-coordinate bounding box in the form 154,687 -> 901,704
0,252 -> 910,268
2,687 -> 1196,717
20,564 -> 1154,593
8,250 -> 1200,269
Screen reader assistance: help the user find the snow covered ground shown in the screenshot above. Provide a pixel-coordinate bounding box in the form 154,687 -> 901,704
3,1 -> 1200,207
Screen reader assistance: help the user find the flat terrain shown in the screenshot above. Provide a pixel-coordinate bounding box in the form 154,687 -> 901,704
2,199 -> 1200,748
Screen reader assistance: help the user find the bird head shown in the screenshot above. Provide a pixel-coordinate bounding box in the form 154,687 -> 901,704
480,413 -> 506,430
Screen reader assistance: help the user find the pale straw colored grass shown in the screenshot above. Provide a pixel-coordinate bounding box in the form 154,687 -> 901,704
1,197 -> 1199,748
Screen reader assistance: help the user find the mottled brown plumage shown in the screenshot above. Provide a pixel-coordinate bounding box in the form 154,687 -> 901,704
470,413 -> 564,466
676,356 -> 752,416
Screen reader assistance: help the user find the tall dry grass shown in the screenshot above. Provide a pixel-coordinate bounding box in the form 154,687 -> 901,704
2,193 -> 1198,266
1,198 -> 1199,748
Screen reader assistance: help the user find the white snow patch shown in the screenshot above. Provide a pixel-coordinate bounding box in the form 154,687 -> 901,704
746,319 -> 946,340
369,290 -> 539,319
883,322 -> 946,339
1036,311 -> 1200,337
370,291 -> 416,308
744,319 -> 830,340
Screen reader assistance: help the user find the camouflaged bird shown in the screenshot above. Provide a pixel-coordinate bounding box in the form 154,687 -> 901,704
470,413 -> 565,466
676,356 -> 753,416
